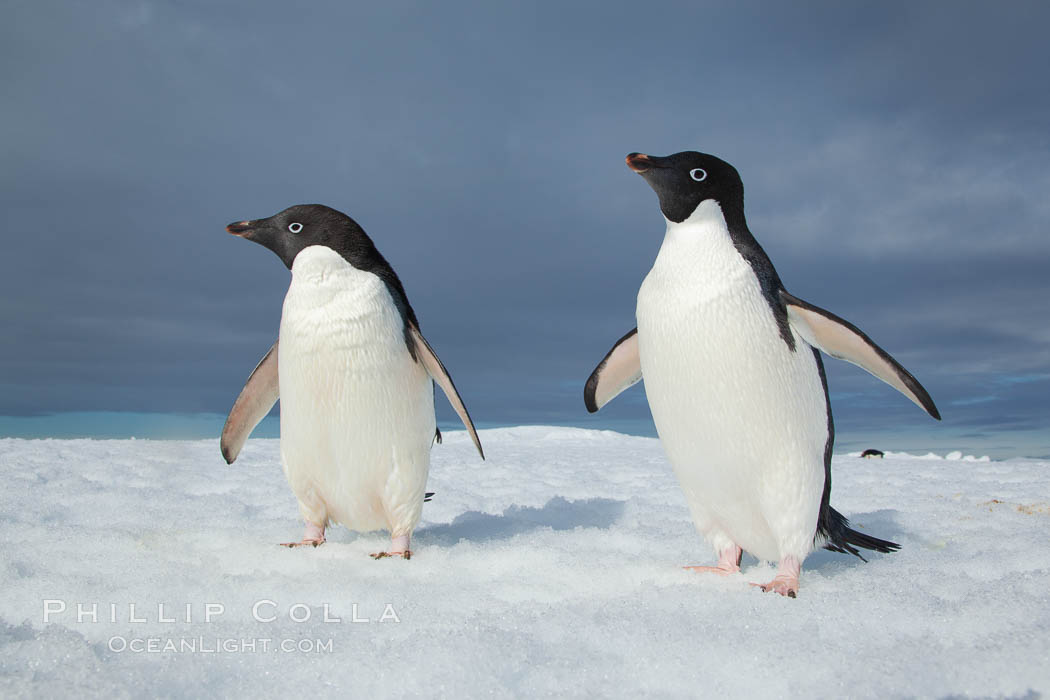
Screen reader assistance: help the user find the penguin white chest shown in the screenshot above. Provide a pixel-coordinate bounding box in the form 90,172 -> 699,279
277,246 -> 434,534
635,202 -> 827,561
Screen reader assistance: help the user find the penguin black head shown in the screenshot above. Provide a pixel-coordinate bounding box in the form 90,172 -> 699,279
226,204 -> 367,269
226,203 -> 422,332
626,151 -> 744,224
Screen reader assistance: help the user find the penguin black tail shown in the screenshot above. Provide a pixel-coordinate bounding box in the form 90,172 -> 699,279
818,507 -> 900,562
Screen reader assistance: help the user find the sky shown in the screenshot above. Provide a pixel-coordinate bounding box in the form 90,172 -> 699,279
2,1 -> 1048,455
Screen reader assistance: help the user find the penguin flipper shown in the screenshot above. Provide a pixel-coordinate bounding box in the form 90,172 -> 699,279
584,328 -> 641,413
780,291 -> 940,420
220,341 -> 280,464
408,326 -> 484,460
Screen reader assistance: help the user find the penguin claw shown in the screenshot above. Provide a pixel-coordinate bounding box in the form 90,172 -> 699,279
751,556 -> 800,597
370,550 -> 412,560
282,522 -> 326,548
280,538 -> 326,548
751,576 -> 799,598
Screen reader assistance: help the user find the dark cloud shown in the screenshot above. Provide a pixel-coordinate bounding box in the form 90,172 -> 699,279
1,1 -> 1047,454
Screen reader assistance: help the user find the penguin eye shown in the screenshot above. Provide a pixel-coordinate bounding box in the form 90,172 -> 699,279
288,222 -> 303,234
689,168 -> 707,182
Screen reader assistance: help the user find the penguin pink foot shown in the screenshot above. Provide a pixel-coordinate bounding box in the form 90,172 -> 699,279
685,544 -> 742,575
281,521 -> 326,548
371,535 -> 412,560
751,555 -> 800,598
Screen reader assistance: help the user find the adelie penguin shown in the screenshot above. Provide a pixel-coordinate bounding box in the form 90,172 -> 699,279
584,152 -> 940,597
221,204 -> 484,559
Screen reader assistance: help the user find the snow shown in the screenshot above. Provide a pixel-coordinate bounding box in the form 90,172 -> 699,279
849,449 -> 993,463
1,427 -> 1048,698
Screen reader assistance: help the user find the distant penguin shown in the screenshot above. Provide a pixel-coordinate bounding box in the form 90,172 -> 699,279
584,152 -> 939,596
861,449 -> 885,459
221,204 -> 484,559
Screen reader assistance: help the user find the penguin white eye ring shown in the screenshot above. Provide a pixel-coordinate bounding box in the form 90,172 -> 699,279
288,222 -> 303,234
689,168 -> 707,182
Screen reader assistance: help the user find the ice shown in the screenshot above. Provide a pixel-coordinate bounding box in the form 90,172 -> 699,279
1,427 -> 1048,697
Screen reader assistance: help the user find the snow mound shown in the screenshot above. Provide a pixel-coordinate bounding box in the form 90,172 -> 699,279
847,449 -> 992,462
1,428 -> 1047,698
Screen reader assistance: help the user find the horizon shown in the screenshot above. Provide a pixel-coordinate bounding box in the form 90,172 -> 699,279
1,410 -> 1045,461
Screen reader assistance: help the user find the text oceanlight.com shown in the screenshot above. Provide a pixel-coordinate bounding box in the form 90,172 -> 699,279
107,636 -> 334,654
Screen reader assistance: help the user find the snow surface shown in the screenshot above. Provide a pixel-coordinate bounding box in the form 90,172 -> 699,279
1,427 -> 1048,698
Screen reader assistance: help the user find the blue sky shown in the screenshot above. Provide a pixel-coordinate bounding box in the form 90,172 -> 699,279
2,1 -> 1048,456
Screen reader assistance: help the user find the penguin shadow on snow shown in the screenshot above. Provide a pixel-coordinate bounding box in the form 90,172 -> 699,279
415,496 -> 625,546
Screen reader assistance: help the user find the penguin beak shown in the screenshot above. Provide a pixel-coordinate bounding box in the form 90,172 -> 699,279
226,220 -> 256,238
226,215 -> 296,269
626,152 -> 664,173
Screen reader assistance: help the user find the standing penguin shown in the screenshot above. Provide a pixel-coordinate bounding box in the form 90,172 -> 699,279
584,152 -> 940,596
221,204 -> 484,559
